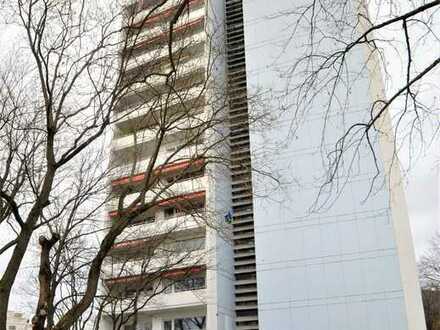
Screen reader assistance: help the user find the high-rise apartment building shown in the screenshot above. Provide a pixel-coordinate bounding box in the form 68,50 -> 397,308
100,1 -> 426,330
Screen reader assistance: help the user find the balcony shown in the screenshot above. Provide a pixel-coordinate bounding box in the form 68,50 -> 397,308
112,113 -> 207,153
126,4 -> 205,48
113,214 -> 206,245
103,250 -> 206,280
126,0 -> 204,30
124,41 -> 205,83
139,289 -> 206,312
108,179 -> 207,214
103,264 -> 207,312
114,67 -> 206,113
113,91 -> 206,134
123,56 -> 207,96
126,17 -> 205,60
125,29 -> 207,69
103,287 -> 206,313
111,158 -> 204,189
109,145 -> 204,180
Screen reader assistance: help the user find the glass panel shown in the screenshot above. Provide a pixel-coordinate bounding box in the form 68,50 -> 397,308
163,320 -> 172,330
174,274 -> 205,292
162,278 -> 173,294
174,317 -> 206,330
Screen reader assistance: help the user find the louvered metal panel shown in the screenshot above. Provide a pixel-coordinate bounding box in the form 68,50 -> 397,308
225,0 -> 260,329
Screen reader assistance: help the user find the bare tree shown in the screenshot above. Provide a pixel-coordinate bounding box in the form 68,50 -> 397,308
419,232 -> 440,288
419,233 -> 440,330
266,0 -> 440,205
0,0 -> 230,329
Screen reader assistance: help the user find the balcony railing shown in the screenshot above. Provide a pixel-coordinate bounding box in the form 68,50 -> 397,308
114,67 -> 206,112
113,86 -> 205,128
124,55 -> 207,93
112,96 -> 206,149
108,189 -> 206,217
111,158 -> 204,187
127,4 -> 205,47
109,143 -> 204,177
105,288 -> 207,312
124,41 -> 205,83
102,264 -> 207,311
103,253 -> 206,281
127,0 -> 204,31
113,213 -> 206,244
128,17 -> 205,57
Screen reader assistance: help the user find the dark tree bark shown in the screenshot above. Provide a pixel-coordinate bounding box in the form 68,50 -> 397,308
422,289 -> 440,330
33,234 -> 60,330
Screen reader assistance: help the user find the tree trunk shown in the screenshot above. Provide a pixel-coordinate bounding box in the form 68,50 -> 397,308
32,234 -> 60,330
0,225 -> 35,330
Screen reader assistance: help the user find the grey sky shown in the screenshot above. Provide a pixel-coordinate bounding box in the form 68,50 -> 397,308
405,152 -> 439,257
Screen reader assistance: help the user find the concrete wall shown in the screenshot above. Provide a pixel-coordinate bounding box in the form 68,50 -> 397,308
243,0 -> 425,329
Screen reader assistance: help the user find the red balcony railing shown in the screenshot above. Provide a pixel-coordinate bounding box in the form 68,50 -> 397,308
111,237 -> 150,251
130,0 -> 204,31
111,158 -> 205,187
130,17 -> 205,53
108,190 -> 206,218
105,265 -> 205,285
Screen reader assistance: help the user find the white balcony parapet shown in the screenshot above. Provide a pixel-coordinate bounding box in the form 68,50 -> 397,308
114,214 -> 205,244
109,145 -> 203,181
127,7 -> 205,47
111,112 -> 207,151
125,56 -> 207,89
125,40 -> 205,75
126,0 -> 180,25
102,288 -> 206,313
117,64 -> 207,110
114,65 -> 206,113
125,30 -> 206,69
108,176 -> 207,210
103,250 -> 206,279
113,85 -> 205,125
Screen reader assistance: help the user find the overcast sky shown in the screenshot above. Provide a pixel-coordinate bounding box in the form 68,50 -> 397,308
404,151 -> 439,257
374,0 -> 440,258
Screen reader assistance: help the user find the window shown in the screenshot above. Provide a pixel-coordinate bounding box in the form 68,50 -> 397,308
162,278 -> 173,294
165,167 -> 204,184
174,274 -> 205,292
175,317 -> 206,330
164,207 -> 176,218
138,0 -> 160,9
163,272 -> 206,293
172,237 -> 205,252
163,317 -> 206,330
128,215 -> 155,227
163,200 -> 205,220
125,284 -> 153,296
164,206 -> 184,219
163,321 -> 172,330
161,237 -> 205,254
165,137 -> 204,153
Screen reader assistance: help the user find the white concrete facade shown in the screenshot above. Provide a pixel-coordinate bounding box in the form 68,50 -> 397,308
243,0 -> 426,330
102,0 -> 233,329
102,0 -> 425,329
